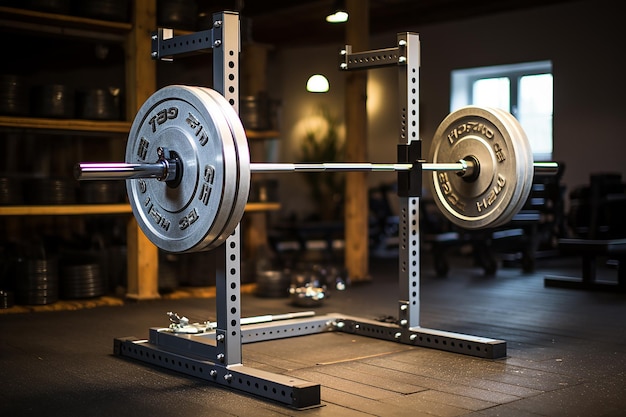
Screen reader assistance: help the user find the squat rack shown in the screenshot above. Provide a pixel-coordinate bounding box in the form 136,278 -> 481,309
114,11 -> 506,409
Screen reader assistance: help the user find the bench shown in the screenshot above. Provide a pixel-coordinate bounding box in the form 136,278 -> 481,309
544,238 -> 626,292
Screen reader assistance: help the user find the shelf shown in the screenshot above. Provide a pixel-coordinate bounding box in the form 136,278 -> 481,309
1,3 -> 281,301
0,202 -> 280,216
244,202 -> 281,212
0,6 -> 132,42
246,130 -> 280,140
0,1 -> 158,301
0,204 -> 131,216
0,116 -> 278,139
0,116 -> 131,134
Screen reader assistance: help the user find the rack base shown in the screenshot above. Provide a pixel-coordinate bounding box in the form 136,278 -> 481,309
114,313 -> 506,408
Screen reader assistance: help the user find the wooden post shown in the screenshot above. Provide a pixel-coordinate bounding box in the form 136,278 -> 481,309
242,43 -> 272,264
125,0 -> 157,118
344,0 -> 370,282
126,217 -> 160,300
125,0 -> 159,300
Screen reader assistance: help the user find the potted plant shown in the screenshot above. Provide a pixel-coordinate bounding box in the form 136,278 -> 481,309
299,106 -> 345,221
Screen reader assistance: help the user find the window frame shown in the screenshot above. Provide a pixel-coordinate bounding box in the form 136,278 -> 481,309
451,60 -> 553,160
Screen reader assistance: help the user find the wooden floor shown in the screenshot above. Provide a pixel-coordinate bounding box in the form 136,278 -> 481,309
1,253 -> 625,416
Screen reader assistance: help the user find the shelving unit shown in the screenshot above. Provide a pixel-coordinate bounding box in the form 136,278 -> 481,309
0,3 -> 281,303
0,2 -> 153,301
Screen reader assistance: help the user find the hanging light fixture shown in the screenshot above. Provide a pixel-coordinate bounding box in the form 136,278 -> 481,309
306,74 -> 330,93
326,0 -> 348,23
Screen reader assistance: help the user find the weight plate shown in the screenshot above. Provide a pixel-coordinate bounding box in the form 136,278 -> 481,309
125,85 -> 250,253
489,107 -> 534,227
193,87 -> 251,252
428,106 -> 534,229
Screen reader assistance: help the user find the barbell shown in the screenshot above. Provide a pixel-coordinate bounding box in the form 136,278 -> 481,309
75,85 -> 557,253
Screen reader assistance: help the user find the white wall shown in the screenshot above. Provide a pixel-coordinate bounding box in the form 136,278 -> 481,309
267,0 -> 625,219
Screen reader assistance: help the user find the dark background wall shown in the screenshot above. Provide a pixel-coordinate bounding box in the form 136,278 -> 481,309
267,0 -> 623,218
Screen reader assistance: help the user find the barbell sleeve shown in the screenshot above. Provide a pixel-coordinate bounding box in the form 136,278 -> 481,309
532,161 -> 559,176
75,162 -> 169,181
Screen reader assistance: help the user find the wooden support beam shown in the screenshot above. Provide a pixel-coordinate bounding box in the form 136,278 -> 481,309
344,0 -> 370,282
125,0 -> 159,300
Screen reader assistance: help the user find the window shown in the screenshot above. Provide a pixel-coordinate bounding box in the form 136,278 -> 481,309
451,61 -> 553,161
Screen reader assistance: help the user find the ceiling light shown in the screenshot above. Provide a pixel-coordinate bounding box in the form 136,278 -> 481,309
306,74 -> 330,93
326,0 -> 348,23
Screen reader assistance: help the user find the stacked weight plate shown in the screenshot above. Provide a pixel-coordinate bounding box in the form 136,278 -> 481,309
31,84 -> 74,118
76,88 -> 121,121
73,0 -> 130,22
489,107 -> 534,224
124,85 -> 250,253
15,258 -> 59,305
78,180 -> 124,204
428,106 -> 534,230
27,178 -> 77,205
0,74 -> 29,116
0,177 -> 24,205
61,263 -> 104,299
23,0 -> 71,13
194,86 -> 251,250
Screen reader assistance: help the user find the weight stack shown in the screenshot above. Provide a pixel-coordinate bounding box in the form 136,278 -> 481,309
23,0 -> 71,14
60,263 -> 104,299
157,0 -> 197,31
76,88 -> 122,121
78,180 -> 125,204
0,177 -> 24,205
0,290 -> 14,309
255,269 -> 291,298
15,258 -> 59,306
31,84 -> 74,119
72,0 -> 130,22
0,74 -> 29,116
240,94 -> 273,131
26,178 -> 77,205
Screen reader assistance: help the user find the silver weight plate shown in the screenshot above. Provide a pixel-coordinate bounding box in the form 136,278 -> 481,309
428,106 -> 533,230
489,107 -> 534,228
193,86 -> 251,251
125,85 -> 250,253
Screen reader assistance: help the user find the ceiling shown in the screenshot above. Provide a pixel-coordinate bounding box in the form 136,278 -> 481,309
197,0 -> 576,47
